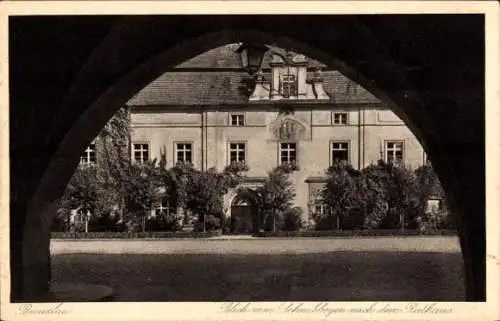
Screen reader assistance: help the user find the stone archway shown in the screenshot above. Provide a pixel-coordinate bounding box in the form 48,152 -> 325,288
10,15 -> 486,301
229,192 -> 256,234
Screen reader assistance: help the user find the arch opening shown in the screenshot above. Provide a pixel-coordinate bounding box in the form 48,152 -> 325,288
12,18 -> 484,302
229,191 -> 257,234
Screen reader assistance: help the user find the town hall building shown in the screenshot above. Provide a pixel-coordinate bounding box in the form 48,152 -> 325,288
81,43 -> 428,230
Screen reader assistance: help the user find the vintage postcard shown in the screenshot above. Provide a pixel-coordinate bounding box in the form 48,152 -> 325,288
0,1 -> 499,321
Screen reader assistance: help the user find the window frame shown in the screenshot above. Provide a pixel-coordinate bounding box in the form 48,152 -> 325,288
330,140 -> 351,165
229,113 -> 246,126
174,141 -> 194,165
80,143 -> 97,165
154,199 -> 172,218
384,140 -> 405,165
332,112 -> 349,125
280,73 -> 298,98
228,141 -> 247,165
279,141 -> 298,165
313,197 -> 329,216
132,142 -> 150,164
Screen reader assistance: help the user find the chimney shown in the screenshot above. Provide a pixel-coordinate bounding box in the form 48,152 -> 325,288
311,68 -> 330,100
249,70 -> 270,101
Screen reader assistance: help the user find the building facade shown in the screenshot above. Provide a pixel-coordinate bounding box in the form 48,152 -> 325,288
83,44 -> 427,228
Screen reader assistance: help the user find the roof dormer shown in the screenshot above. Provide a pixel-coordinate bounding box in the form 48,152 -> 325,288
249,51 -> 330,102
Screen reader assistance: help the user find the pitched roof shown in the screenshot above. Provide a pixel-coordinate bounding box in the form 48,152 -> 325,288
127,70 -> 381,106
127,43 -> 381,107
175,43 -> 327,69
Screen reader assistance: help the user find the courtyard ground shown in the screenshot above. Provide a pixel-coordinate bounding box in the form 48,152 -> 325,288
50,236 -> 464,301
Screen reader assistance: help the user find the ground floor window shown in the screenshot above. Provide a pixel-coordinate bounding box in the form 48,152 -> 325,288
154,199 -> 171,217
133,143 -> 149,164
229,142 -> 246,163
80,143 -> 96,165
331,141 -> 349,164
176,143 -> 193,164
385,141 -> 404,164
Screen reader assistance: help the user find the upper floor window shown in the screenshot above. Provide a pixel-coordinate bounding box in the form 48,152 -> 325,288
281,74 -> 297,98
333,112 -> 348,125
80,143 -> 96,165
176,143 -> 192,164
280,142 -> 297,165
385,141 -> 404,164
331,142 -> 349,164
133,143 -> 149,164
230,114 -> 245,126
229,142 -> 246,163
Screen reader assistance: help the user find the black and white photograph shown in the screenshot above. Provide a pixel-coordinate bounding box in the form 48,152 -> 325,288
1,2 -> 498,321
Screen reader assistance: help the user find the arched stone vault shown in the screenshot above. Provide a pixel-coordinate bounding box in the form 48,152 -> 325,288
10,15 -> 485,301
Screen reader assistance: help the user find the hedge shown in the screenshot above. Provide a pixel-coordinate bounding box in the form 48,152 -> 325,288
51,230 -> 222,239
253,229 -> 457,238
51,229 -> 456,239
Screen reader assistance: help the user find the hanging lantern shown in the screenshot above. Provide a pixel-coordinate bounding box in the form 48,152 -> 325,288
236,43 -> 268,75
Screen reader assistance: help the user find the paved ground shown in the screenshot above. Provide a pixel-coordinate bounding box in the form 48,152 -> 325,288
50,236 -> 465,301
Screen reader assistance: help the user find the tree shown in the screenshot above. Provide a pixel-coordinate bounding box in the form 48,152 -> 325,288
414,163 -> 449,230
56,107 -> 132,231
95,106 -> 132,222
319,161 -> 366,230
60,164 -> 101,232
163,162 -> 195,226
124,160 -> 162,232
239,163 -> 298,232
184,163 -> 249,232
361,160 -> 420,229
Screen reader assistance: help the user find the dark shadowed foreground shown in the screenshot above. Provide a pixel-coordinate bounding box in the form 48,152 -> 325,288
51,237 -> 464,301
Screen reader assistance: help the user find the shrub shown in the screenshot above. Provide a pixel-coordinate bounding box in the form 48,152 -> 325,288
194,214 -> 221,231
51,230 -> 223,239
147,215 -> 183,232
281,207 -> 304,231
89,213 -> 125,232
205,214 -> 222,231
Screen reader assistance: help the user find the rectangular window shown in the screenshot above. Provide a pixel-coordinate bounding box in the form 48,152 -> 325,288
281,74 -> 297,98
80,143 -> 96,165
229,142 -> 246,163
133,143 -> 149,164
385,141 -> 404,164
280,142 -> 297,165
155,199 -> 171,217
176,143 -> 192,164
230,114 -> 245,126
314,199 -> 329,216
333,112 -> 348,125
331,142 -> 349,164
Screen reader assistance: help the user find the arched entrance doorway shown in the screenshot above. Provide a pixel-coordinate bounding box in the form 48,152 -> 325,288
230,192 -> 256,234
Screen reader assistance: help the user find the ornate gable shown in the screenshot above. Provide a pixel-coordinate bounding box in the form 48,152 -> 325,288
268,115 -> 310,141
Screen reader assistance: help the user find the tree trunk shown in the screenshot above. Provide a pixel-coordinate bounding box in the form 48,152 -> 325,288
272,209 -> 276,232
67,210 -> 71,232
84,212 -> 89,233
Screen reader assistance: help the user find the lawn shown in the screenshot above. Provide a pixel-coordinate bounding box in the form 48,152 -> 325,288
50,237 -> 465,301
